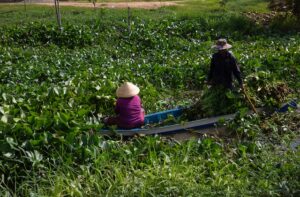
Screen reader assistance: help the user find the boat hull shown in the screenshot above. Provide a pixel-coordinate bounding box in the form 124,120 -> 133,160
100,100 -> 298,136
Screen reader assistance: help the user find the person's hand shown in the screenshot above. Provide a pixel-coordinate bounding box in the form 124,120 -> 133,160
206,80 -> 212,85
103,117 -> 109,124
240,84 -> 245,91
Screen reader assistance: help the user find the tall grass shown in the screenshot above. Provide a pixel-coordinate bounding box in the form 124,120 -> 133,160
0,0 -> 269,26
0,1 -> 299,196
2,133 -> 299,196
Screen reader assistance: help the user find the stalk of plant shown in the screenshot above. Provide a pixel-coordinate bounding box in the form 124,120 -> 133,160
54,0 -> 62,30
128,6 -> 131,34
23,0 -> 27,13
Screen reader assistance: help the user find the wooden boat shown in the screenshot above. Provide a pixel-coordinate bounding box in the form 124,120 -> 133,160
100,100 -> 298,136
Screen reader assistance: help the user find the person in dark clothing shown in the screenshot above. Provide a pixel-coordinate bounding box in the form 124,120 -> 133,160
199,39 -> 245,116
208,39 -> 243,90
184,39 -> 246,118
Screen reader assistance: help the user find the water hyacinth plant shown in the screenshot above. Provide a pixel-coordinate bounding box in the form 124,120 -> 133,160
0,1 -> 300,195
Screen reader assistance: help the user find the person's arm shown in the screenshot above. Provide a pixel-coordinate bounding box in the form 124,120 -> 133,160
207,55 -> 216,84
136,96 -> 145,121
139,96 -> 145,116
115,99 -> 120,114
231,55 -> 243,87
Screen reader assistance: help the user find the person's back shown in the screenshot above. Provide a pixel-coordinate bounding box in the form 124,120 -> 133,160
208,39 -> 243,90
104,82 -> 145,129
200,39 -> 244,116
115,95 -> 144,128
209,51 -> 241,89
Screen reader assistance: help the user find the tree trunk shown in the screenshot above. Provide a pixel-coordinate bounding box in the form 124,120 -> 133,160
293,0 -> 300,19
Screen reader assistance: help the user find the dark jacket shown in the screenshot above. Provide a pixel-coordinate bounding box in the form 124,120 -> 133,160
208,51 -> 242,89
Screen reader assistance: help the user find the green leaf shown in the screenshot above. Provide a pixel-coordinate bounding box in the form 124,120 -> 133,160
3,152 -> 13,158
239,107 -> 249,117
12,97 -> 17,104
2,93 -> 7,101
13,118 -> 21,122
0,106 -> 4,114
225,91 -> 235,99
1,115 -> 8,123
54,87 -> 59,95
6,137 -> 17,147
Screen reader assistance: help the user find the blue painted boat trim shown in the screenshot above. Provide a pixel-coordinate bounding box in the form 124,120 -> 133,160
144,107 -> 184,124
100,113 -> 236,136
276,100 -> 298,113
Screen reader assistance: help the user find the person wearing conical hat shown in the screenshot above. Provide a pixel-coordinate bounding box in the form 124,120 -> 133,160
104,82 -> 145,129
193,38 -> 245,116
208,38 -> 243,90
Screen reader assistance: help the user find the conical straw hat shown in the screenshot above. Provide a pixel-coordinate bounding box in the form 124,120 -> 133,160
116,82 -> 140,98
212,38 -> 232,50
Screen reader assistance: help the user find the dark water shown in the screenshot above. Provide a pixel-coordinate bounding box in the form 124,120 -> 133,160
290,137 -> 300,150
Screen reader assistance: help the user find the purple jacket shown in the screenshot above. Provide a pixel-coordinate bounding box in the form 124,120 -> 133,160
115,95 -> 145,128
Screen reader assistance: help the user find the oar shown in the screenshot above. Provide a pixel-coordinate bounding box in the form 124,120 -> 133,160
241,86 -> 258,113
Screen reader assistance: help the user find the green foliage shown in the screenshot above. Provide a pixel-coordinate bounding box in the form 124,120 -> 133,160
245,72 -> 293,108
183,86 -> 246,120
2,134 -> 299,196
201,86 -> 245,116
1,23 -> 96,48
219,0 -> 229,7
269,13 -> 300,31
269,0 -> 300,19
0,5 -> 299,196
